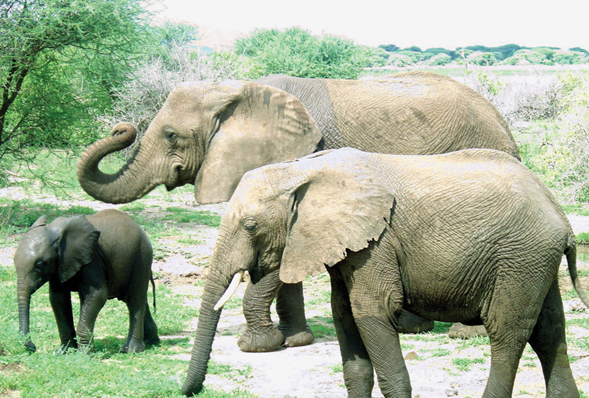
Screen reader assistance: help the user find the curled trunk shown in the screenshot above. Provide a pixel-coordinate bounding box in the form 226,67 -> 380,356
77,123 -> 163,204
182,269 -> 233,396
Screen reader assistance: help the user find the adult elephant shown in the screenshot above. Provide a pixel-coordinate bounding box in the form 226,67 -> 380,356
182,148 -> 588,397
77,71 -> 520,352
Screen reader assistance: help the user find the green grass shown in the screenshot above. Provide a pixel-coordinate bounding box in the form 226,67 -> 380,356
164,207 -> 221,227
307,316 -> 337,339
0,198 -> 97,246
451,357 -> 486,372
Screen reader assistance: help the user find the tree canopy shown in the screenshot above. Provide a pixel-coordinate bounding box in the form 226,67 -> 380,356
0,0 -> 152,163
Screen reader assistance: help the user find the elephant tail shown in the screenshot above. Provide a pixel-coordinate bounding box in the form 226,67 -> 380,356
150,272 -> 157,314
565,238 -> 589,308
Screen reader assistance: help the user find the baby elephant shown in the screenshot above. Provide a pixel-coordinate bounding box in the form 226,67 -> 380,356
15,209 -> 159,353
183,148 -> 589,398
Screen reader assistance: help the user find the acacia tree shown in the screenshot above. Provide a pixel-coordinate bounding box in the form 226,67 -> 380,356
0,0 -> 152,167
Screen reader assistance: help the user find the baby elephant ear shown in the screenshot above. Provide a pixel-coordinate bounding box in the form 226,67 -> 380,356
30,215 -> 48,229
53,216 -> 101,283
279,149 -> 395,284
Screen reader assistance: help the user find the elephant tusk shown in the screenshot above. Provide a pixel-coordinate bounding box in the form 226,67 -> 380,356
214,271 -> 244,311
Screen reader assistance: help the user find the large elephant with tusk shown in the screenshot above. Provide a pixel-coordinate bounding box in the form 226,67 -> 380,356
182,147 -> 588,397
77,71 -> 520,353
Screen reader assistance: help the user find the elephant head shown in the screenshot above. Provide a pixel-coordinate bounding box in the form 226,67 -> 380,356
14,215 -> 100,351
77,81 -> 322,204
182,148 -> 394,395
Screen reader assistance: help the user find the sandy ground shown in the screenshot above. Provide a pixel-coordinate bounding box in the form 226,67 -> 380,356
1,186 -> 589,397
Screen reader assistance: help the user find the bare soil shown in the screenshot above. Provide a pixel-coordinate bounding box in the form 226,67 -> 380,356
2,186 -> 589,397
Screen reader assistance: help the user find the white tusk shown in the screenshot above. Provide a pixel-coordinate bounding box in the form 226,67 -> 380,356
214,271 -> 244,311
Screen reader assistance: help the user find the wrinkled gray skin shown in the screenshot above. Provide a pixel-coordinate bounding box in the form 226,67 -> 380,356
77,71 -> 520,352
182,148 -> 588,398
15,209 -> 159,353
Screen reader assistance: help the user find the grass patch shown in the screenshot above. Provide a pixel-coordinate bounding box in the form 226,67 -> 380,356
428,348 -> 452,357
327,363 -> 343,375
307,316 -> 337,339
0,198 -> 98,246
577,232 -> 589,245
451,357 -> 485,372
177,236 -> 204,245
164,207 -> 221,227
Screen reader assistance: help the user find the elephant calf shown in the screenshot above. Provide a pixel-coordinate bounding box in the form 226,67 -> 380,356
183,148 -> 589,398
15,209 -> 159,353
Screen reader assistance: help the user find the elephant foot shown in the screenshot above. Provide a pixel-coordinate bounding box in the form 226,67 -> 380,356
24,340 -> 37,353
279,323 -> 314,348
56,339 -> 78,354
397,310 -> 434,334
238,326 -> 285,352
448,323 -> 488,339
144,335 -> 160,347
121,339 -> 145,353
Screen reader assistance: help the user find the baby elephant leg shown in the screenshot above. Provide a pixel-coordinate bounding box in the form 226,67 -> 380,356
77,288 -> 108,351
143,303 -> 160,346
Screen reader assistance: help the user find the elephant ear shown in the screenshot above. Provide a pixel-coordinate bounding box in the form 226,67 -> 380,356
194,81 -> 322,204
279,149 -> 395,284
30,215 -> 48,229
51,216 -> 100,283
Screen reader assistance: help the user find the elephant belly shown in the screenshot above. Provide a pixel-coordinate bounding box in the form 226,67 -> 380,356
402,279 -> 485,324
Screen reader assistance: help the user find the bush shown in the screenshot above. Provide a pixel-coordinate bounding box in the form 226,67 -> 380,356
426,53 -> 452,66
233,28 -> 373,79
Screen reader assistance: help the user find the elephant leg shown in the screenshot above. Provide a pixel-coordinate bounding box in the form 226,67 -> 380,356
528,281 -> 579,397
276,282 -> 314,347
143,304 -> 160,346
77,288 -> 108,351
238,269 -> 285,352
121,291 -> 148,353
339,250 -> 411,398
397,310 -> 434,334
49,287 -> 77,353
482,287 -> 541,398
327,266 -> 374,398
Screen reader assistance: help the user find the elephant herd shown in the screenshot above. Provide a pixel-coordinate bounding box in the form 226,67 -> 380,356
14,72 -> 589,398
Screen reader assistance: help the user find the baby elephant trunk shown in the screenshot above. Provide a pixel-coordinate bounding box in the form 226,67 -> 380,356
17,282 -> 36,352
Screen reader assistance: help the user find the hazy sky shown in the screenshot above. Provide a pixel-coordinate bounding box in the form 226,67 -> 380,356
152,0 -> 589,51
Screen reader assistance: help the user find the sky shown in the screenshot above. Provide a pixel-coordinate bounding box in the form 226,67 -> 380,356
151,0 -> 589,51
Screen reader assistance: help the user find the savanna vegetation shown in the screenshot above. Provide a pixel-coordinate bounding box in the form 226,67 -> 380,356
1,1 -> 589,397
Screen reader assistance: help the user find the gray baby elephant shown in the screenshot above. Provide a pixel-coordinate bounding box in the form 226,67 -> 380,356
15,209 -> 159,353
183,148 -> 589,398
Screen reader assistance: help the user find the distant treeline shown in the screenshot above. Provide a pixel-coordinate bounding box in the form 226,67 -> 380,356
377,44 -> 589,67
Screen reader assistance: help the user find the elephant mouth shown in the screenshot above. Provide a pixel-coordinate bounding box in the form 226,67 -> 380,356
166,163 -> 190,190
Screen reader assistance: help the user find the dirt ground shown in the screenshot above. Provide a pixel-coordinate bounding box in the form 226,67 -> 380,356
1,186 -> 589,397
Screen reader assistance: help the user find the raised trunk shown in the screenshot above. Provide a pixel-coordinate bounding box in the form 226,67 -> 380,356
182,268 -> 232,396
17,282 -> 35,351
76,123 -> 165,204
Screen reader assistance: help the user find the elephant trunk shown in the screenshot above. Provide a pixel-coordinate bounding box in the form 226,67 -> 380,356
182,268 -> 236,396
17,281 -> 35,352
77,123 -> 165,204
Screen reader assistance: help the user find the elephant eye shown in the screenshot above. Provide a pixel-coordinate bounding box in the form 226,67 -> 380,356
242,218 -> 257,232
34,261 -> 45,271
164,129 -> 177,142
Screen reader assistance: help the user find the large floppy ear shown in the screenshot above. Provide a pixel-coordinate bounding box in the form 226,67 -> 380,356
194,81 -> 322,204
279,149 -> 395,284
51,216 -> 100,283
